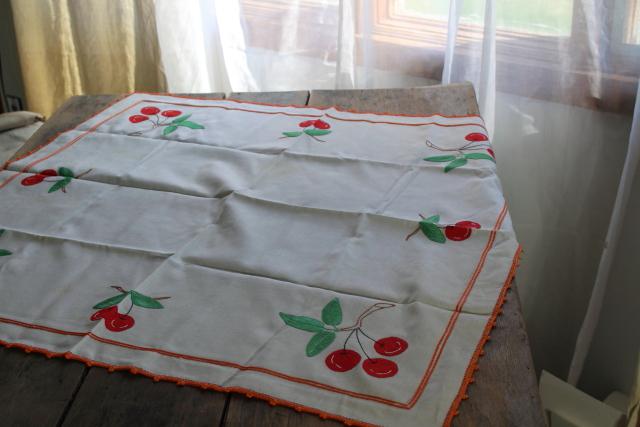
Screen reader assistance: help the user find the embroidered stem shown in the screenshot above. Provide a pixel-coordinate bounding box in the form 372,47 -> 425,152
405,226 -> 421,241
357,328 -> 378,343
337,302 -> 395,332
75,169 -> 93,179
343,329 -> 356,350
426,138 -> 490,152
355,329 -> 371,360
124,299 -> 134,316
308,135 -> 326,143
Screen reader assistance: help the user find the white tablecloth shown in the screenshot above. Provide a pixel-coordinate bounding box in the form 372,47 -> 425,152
0,94 -> 519,426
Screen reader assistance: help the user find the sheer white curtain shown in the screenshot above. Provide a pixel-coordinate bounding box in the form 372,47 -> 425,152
155,0 -> 639,395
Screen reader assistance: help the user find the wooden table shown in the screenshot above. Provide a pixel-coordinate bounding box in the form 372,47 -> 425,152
0,85 -> 545,426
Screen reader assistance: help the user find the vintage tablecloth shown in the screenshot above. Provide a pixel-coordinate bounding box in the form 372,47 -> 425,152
0,94 -> 520,426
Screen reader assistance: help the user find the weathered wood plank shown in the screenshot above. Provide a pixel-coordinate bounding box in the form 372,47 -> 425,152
453,287 -> 544,427
61,369 -> 228,427
223,395 -> 342,427
309,83 -> 480,116
308,87 -> 544,427
7,93 -> 226,165
0,347 -> 87,427
8,95 -> 118,163
228,90 -> 309,106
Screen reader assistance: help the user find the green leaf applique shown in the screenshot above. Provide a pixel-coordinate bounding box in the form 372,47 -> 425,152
282,131 -> 303,137
464,152 -> 496,162
130,290 -> 164,309
58,167 -> 74,177
0,249 -> 11,256
419,221 -> 446,243
423,155 -> 457,162
444,157 -> 468,173
321,298 -> 342,326
303,129 -> 331,137
306,331 -> 336,357
178,121 -> 205,130
93,292 -> 129,309
171,114 -> 192,124
163,125 -> 178,136
279,313 -> 325,332
48,177 -> 72,193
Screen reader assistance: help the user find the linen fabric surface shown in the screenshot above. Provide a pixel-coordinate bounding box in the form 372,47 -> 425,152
0,94 -> 520,427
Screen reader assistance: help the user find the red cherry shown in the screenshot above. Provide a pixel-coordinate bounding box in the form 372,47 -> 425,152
487,148 -> 495,158
325,350 -> 361,372
41,169 -> 57,177
314,119 -> 330,129
465,132 -> 488,142
362,358 -> 398,378
129,115 -> 148,123
374,337 -> 408,356
161,110 -> 181,117
105,314 -> 135,332
140,106 -> 160,115
445,221 -> 481,241
299,120 -> 315,128
21,174 -> 45,186
90,306 -> 119,321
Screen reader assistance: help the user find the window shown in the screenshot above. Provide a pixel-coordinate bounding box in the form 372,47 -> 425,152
239,0 -> 639,113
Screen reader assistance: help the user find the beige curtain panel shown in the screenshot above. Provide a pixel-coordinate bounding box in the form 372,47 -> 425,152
10,0 -> 166,117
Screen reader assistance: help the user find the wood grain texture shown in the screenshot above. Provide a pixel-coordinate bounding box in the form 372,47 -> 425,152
228,90 -> 309,106
223,395 -> 342,427
0,347 -> 87,427
452,287 -> 545,427
1,87 -> 544,427
61,369 -> 228,427
309,83 -> 480,116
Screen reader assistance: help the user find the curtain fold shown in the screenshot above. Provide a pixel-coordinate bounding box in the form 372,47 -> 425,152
10,0 -> 166,117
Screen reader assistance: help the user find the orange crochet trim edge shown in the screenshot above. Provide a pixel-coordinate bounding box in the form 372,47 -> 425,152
442,245 -> 523,426
0,338 -> 376,427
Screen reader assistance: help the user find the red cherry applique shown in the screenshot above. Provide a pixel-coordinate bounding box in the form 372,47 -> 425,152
105,314 -> 135,332
325,350 -> 361,372
299,120 -> 316,128
374,337 -> 408,356
465,132 -> 488,142
140,106 -> 160,115
487,148 -> 495,158
90,306 -> 119,321
21,174 -> 45,186
445,221 -> 481,241
129,115 -> 148,123
41,169 -> 58,177
363,358 -> 398,378
161,110 -> 181,117
314,119 -> 330,129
